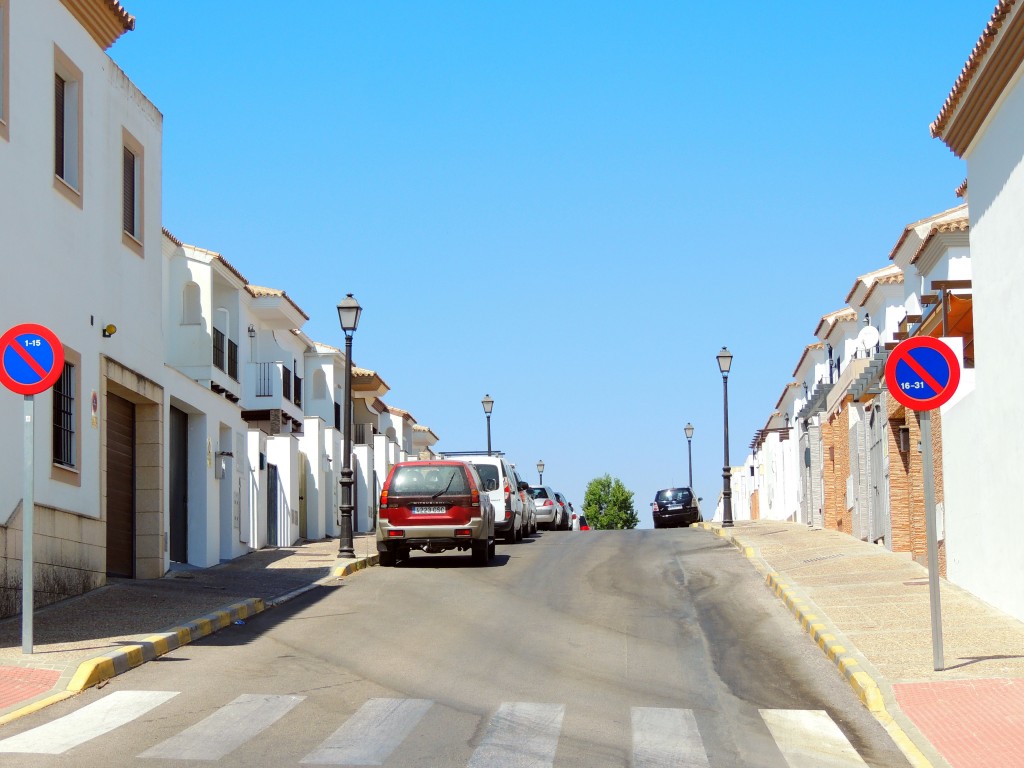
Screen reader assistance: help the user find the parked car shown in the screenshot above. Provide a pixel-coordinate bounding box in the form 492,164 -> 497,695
571,513 -> 590,531
516,468 -> 540,536
376,460 -> 495,566
554,492 -> 573,531
512,466 -> 538,535
652,487 -> 702,528
448,454 -> 526,543
527,485 -> 564,530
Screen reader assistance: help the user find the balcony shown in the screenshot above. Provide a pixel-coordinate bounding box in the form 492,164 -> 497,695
242,361 -> 304,429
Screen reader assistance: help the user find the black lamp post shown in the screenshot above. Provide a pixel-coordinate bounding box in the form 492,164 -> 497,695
537,459 -> 545,485
684,422 -> 694,489
337,293 -> 362,557
482,394 -> 494,455
717,347 -> 734,528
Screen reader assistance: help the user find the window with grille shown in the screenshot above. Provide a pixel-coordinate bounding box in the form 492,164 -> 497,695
294,373 -> 302,407
283,366 -> 292,401
53,362 -> 75,467
213,328 -> 225,371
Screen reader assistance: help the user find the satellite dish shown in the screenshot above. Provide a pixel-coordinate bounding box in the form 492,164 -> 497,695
857,326 -> 880,350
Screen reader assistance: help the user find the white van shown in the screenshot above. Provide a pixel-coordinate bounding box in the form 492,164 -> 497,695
442,453 -> 525,543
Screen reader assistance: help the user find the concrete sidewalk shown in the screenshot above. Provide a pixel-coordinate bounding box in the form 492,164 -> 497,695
699,520 -> 1024,768
0,535 -> 378,724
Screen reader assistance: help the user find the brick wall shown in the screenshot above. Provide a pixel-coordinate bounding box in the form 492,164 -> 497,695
822,404 -> 853,535
885,399 -> 947,577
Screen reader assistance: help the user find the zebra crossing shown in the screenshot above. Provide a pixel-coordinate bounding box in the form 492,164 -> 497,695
0,691 -> 870,766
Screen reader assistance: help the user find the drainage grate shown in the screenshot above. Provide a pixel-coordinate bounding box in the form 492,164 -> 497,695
803,553 -> 844,564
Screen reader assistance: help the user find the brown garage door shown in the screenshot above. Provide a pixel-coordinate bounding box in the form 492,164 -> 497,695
106,392 -> 135,577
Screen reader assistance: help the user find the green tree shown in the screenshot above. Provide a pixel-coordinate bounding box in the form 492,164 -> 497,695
583,474 -> 639,530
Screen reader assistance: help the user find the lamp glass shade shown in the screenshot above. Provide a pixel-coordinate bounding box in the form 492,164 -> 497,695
337,294 -> 362,332
716,346 -> 733,375
481,394 -> 494,414
684,422 -> 694,439
537,460 -> 545,474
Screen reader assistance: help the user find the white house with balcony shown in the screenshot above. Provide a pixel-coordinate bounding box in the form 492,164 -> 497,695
0,0 -> 165,614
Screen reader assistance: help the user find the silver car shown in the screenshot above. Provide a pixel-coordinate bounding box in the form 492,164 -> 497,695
528,485 -> 564,530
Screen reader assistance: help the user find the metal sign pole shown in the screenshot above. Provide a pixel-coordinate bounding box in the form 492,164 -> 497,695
22,394 -> 34,655
920,408 -> 944,671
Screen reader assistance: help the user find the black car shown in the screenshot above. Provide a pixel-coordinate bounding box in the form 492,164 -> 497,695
652,487 -> 701,528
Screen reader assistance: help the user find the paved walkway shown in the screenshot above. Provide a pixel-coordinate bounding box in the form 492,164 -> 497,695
698,520 -> 1024,768
2,523 -> 1023,767
0,535 -> 378,724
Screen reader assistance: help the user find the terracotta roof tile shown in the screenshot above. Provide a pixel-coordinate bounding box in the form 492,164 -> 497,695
956,179 -> 968,198
245,285 -> 310,321
792,342 -> 824,378
813,308 -> 857,338
910,217 -> 971,265
861,271 -> 905,305
931,1 -> 1017,144
161,227 -> 182,247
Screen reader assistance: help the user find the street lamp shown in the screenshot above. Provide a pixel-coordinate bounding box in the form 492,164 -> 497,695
537,459 -> 545,485
716,347 -> 734,527
684,422 -> 694,489
337,293 -> 362,557
481,394 -> 494,455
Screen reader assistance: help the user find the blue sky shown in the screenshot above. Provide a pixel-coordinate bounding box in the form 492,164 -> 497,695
111,2 -> 990,526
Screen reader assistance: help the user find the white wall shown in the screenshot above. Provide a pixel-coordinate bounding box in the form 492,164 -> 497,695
0,1 -> 162,529
943,65 -> 1024,621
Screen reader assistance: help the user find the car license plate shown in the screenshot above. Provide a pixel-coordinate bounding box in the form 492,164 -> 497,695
412,505 -> 446,515
668,504 -> 683,510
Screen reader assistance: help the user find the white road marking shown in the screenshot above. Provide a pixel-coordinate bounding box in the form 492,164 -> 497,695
139,693 -> 305,760
632,707 -> 711,768
0,690 -> 178,754
300,697 -> 433,765
760,709 -> 869,767
468,702 -> 565,768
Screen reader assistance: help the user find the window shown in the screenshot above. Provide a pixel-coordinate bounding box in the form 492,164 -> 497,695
51,347 -> 81,487
212,328 -> 225,371
53,363 -> 75,467
121,128 -> 145,253
53,46 -> 82,202
1,0 -> 9,141
227,339 -> 238,380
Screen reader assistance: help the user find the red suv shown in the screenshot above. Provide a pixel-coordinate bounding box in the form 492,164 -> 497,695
377,460 -> 496,566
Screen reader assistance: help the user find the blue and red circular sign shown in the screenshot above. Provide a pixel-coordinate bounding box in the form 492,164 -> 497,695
0,324 -> 65,396
885,336 -> 960,411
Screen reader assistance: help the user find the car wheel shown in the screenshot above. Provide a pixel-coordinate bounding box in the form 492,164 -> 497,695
378,547 -> 396,567
489,539 -> 496,558
504,526 -> 517,543
515,519 -> 524,541
472,539 -> 491,566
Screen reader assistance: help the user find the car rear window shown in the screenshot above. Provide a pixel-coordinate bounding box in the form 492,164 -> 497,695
656,488 -> 693,504
471,464 -> 501,491
390,465 -> 470,495
528,487 -> 549,499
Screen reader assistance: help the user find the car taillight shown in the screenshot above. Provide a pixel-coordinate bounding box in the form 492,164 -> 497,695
542,499 -> 554,507
380,489 -> 389,509
504,483 -> 511,500
455,529 -> 472,537
471,488 -> 480,507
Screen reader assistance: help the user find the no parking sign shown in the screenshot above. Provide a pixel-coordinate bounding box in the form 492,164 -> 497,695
884,336 -> 960,411
0,323 -> 65,395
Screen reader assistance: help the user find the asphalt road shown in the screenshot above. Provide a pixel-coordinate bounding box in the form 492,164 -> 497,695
0,527 -> 912,767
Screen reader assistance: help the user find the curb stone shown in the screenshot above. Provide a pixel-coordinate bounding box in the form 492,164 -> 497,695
695,523 -> 935,768
1,554 -> 379,726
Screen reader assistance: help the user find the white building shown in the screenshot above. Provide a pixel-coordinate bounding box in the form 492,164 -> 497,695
0,0 -> 166,611
931,0 -> 1024,622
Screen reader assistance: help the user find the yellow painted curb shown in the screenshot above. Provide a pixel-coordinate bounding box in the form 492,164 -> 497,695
0,691 -> 76,726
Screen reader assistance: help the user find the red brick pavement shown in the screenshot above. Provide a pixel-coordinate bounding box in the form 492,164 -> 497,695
894,679 -> 1024,768
0,666 -> 61,710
